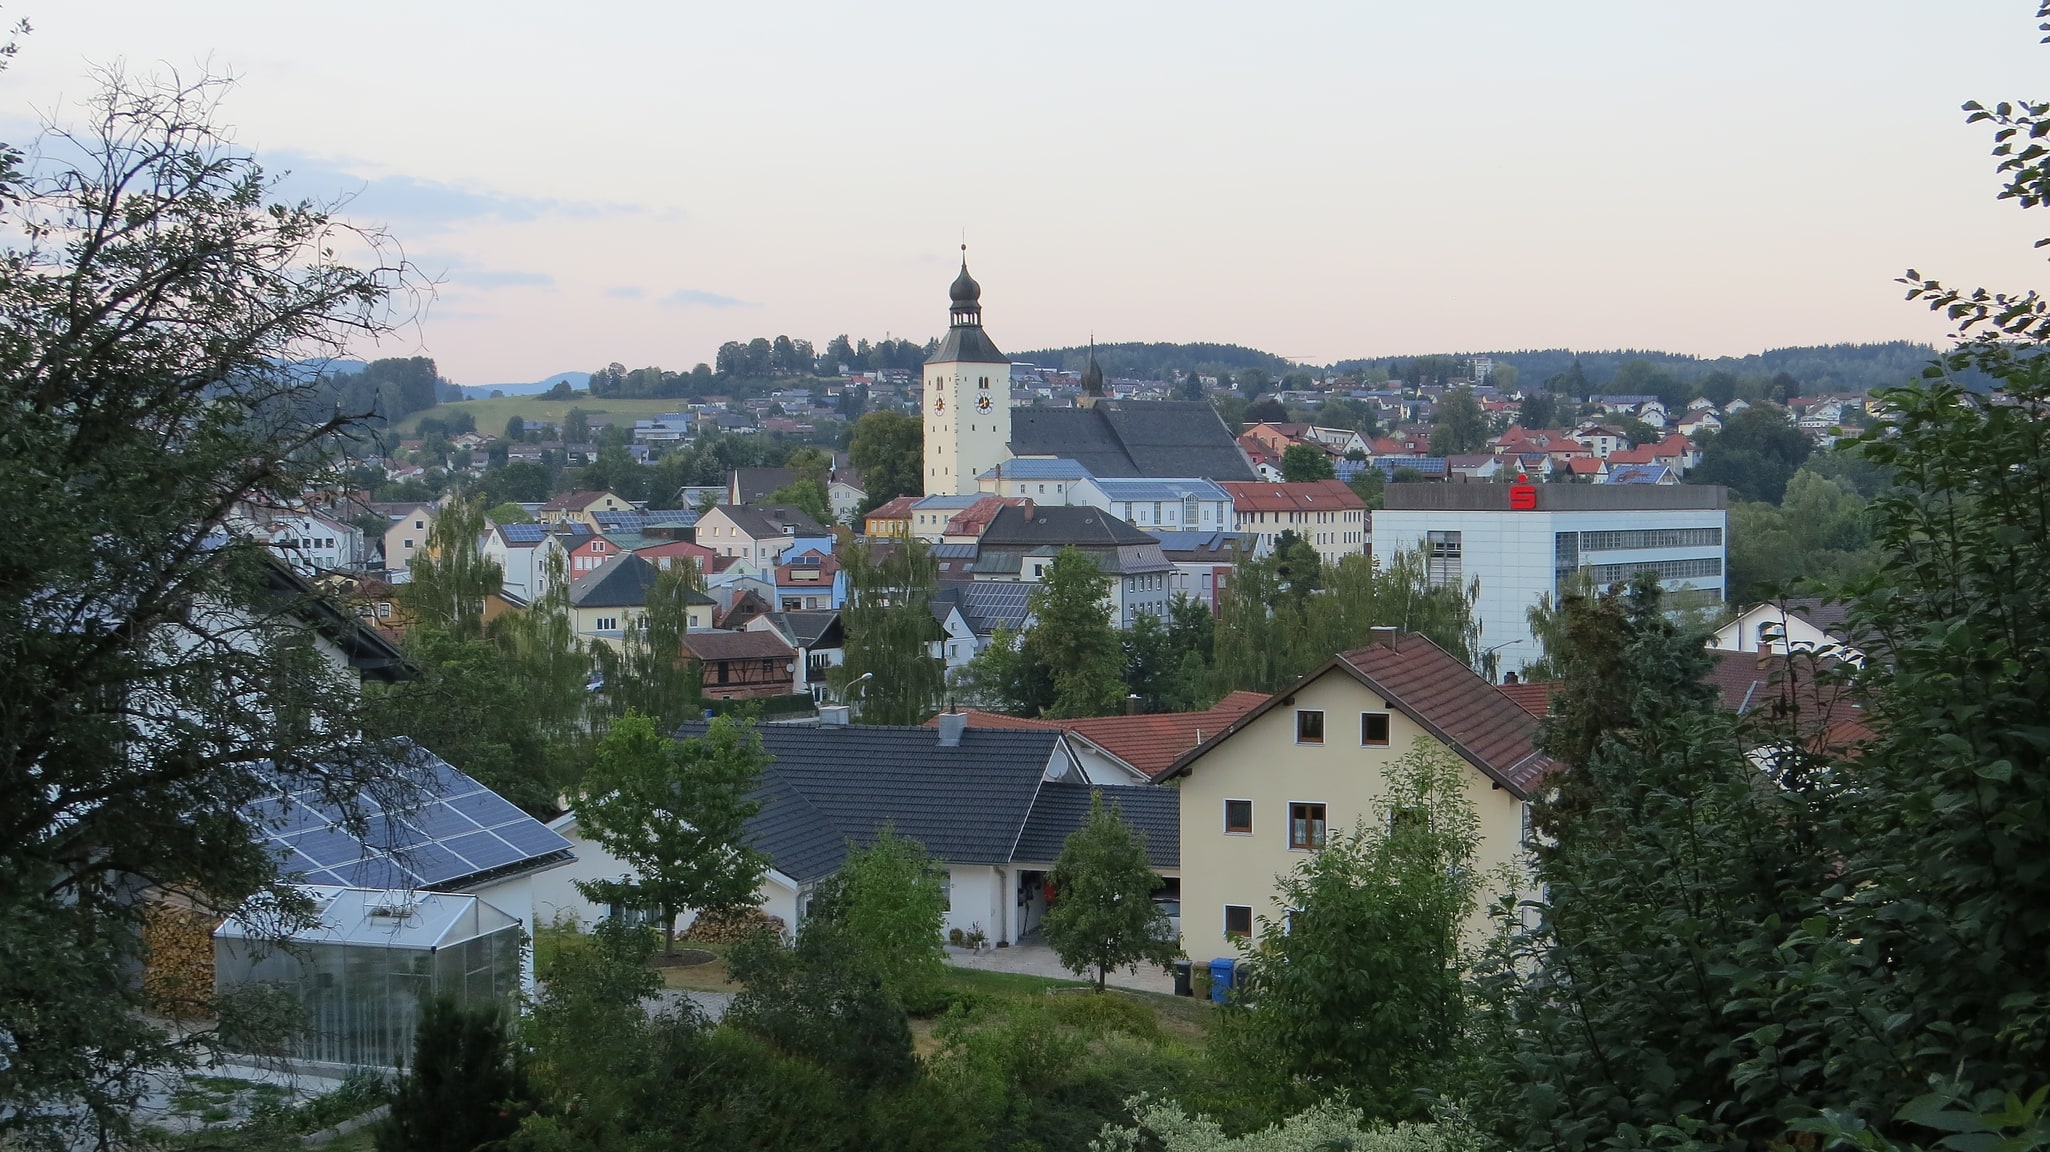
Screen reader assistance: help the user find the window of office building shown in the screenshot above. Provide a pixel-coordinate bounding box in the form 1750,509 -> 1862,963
1426,531 -> 1462,588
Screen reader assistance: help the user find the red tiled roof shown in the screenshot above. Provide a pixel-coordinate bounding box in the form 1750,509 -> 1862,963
1218,480 -> 1366,514
1167,634 -> 1556,798
1705,649 -> 1873,754
865,495 -> 918,522
540,489 -> 613,512
1339,636 -> 1556,796
681,629 -> 794,661
1497,680 -> 1557,719
929,690 -> 1271,780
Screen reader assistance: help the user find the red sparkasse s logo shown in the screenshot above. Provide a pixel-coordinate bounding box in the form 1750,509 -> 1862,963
1509,475 -> 1538,511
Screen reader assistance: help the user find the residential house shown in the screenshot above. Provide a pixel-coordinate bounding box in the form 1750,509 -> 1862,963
535,719 -> 1177,946
942,496 -> 1032,543
483,522 -> 582,603
1218,480 -> 1368,569
1602,463 -> 1679,485
727,467 -> 795,505
827,471 -> 867,524
1074,476 -> 1233,534
696,503 -> 831,566
748,610 -> 845,700
1676,410 -> 1723,437
907,494 -> 982,542
258,510 -> 366,576
931,690 -> 1271,785
928,581 -> 1033,671
1707,597 -> 1862,661
567,533 -> 625,577
568,553 -> 716,645
1570,424 -> 1629,459
978,458 -> 1093,502
864,495 -> 917,539
681,629 -> 802,700
538,490 -> 631,529
632,538 -> 719,575
1153,530 -> 1261,611
375,502 -> 437,576
972,505 -> 1176,627
772,549 -> 846,611
1162,631 -> 1552,946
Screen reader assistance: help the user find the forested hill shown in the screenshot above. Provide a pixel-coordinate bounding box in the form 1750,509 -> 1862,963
1008,342 -> 1295,379
1011,339 -> 1943,395
1467,342 -> 1945,396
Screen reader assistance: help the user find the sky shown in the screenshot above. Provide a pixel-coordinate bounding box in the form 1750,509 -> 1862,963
8,1 -> 2050,385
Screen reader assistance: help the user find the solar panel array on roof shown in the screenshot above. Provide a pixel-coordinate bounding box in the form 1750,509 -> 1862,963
247,744 -> 572,890
499,523 -> 547,543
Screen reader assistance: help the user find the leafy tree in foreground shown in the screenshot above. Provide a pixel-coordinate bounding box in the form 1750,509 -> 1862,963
1217,740 -> 1486,1124
833,540 -> 944,723
377,997 -> 531,1152
1024,547 -> 1127,718
1043,792 -> 1176,991
403,497 -> 501,638
574,713 -> 769,956
592,559 -> 705,732
801,828 -> 950,1012
0,67 -> 418,1148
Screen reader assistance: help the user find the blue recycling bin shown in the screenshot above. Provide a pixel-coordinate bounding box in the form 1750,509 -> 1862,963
1208,957 -> 1236,1003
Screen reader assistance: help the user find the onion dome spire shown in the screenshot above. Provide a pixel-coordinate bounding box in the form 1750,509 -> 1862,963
949,244 -> 982,326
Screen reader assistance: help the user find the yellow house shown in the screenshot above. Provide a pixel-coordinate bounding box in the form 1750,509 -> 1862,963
1162,630 -> 1551,949
567,552 -> 716,649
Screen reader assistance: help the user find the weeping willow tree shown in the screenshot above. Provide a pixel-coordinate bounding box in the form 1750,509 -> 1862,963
594,558 -> 707,732
832,540 -> 944,723
403,498 -> 500,637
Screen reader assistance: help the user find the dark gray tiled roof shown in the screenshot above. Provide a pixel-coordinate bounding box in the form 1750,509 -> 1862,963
1012,781 -> 1178,870
1010,401 -> 1254,481
932,581 -> 1033,634
674,723 -> 1067,882
569,553 -> 658,609
928,325 -> 1009,365
979,505 -> 1156,547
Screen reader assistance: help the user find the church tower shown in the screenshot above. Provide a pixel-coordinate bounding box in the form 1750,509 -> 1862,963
923,250 -> 1011,496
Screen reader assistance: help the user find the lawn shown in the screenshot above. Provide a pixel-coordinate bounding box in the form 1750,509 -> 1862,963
395,395 -> 698,436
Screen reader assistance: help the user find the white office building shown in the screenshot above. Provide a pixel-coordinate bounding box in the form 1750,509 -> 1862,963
1374,482 -> 1729,675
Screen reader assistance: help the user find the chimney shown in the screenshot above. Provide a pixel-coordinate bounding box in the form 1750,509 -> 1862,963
817,704 -> 850,726
1368,625 -> 1399,647
937,710 -> 967,747
1125,694 -> 1142,716
1502,670 -> 1520,685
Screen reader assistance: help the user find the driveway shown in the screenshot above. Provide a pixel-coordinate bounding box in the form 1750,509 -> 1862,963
945,941 -> 1179,996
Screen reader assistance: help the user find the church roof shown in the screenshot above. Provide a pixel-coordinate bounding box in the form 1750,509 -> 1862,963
928,324 -> 1008,365
1009,401 -> 1255,481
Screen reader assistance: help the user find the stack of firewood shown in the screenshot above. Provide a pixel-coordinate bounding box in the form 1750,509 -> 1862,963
680,907 -> 787,944
142,904 -> 219,1019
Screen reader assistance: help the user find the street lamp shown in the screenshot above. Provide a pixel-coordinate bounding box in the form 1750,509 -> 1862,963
839,671 -> 874,706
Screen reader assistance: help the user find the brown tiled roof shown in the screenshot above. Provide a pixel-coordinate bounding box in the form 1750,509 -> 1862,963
1166,634 -> 1556,798
539,489 -> 613,512
1218,479 -> 1366,514
1498,680 -> 1557,719
928,690 -> 1271,781
681,629 -> 795,661
1339,636 -> 1555,796
1704,649 -> 1873,754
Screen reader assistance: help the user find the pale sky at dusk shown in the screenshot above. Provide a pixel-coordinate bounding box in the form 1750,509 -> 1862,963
10,2 -> 2050,384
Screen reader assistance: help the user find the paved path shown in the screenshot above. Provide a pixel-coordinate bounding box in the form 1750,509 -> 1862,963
654,988 -> 734,1021
945,942 -> 1178,996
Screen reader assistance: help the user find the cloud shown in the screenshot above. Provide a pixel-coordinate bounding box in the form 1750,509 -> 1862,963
661,288 -> 752,309
417,253 -> 555,291
603,286 -> 645,300
262,150 -> 646,232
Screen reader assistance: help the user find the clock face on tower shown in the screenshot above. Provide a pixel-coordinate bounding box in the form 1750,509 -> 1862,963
977,395 -> 993,412
933,396 -> 945,415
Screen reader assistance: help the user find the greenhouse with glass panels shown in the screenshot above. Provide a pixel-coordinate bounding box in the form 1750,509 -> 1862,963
213,886 -> 522,1068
